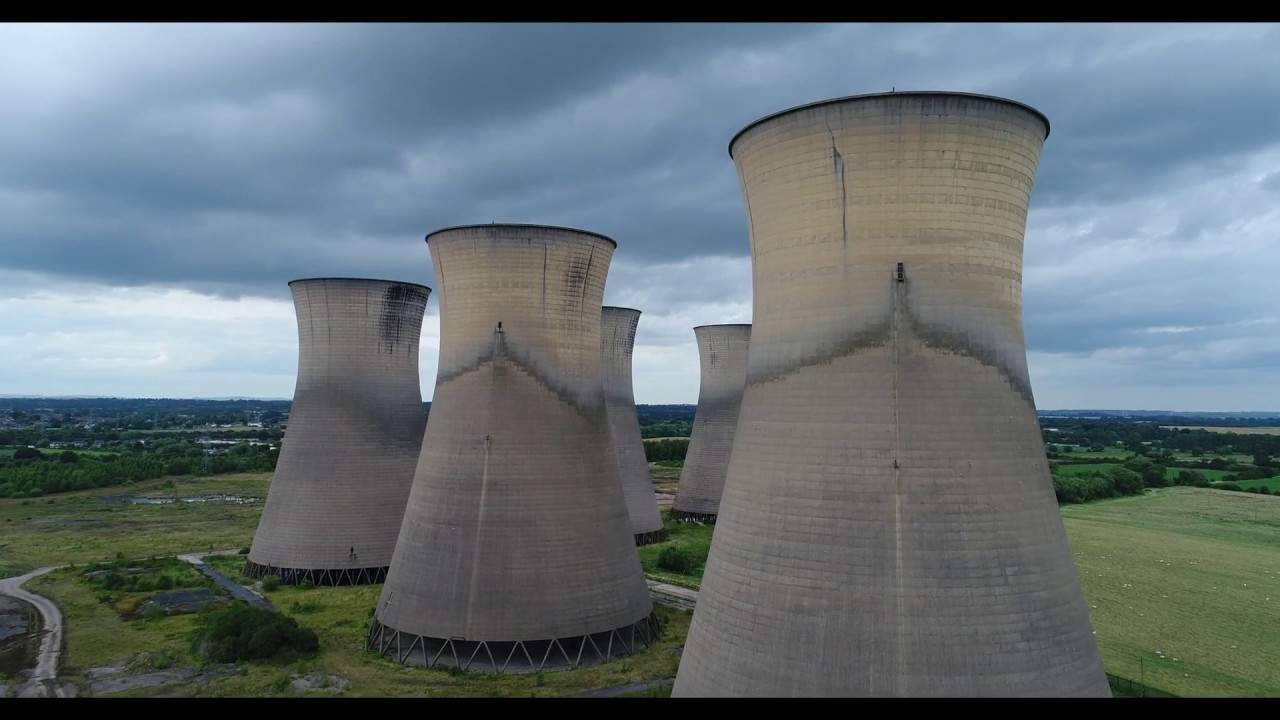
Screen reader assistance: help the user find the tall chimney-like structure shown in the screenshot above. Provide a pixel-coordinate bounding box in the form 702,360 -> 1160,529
246,277 -> 430,586
601,306 -> 666,545
671,324 -> 751,524
369,224 -> 659,673
673,92 -> 1110,696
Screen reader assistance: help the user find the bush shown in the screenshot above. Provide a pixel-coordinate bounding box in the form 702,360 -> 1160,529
297,579 -> 316,591
238,547 -> 251,555
261,576 -> 280,592
190,604 -> 319,663
142,604 -> 168,621
657,545 -> 699,575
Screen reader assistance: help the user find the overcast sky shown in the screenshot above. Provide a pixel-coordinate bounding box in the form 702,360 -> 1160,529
1,23 -> 1277,411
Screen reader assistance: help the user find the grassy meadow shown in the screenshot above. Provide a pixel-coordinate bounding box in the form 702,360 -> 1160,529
7,461 -> 1280,697
2,470 -> 688,697
0,472 -> 270,578
628,485 -> 1280,698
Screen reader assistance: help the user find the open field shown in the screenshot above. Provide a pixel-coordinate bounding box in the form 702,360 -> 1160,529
637,514 -> 713,590
2,472 -> 688,696
647,463 -> 681,494
1051,463 -> 1243,484
1062,488 -> 1280,697
0,472 -> 270,578
628,488 -> 1280,697
29,560 -> 689,697
1232,478 -> 1280,493
1053,449 -> 1136,460
8,467 -> 1280,697
1161,426 -> 1280,435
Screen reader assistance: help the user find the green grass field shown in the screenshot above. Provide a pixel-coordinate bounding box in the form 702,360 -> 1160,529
0,472 -> 270,578
1052,462 -> 1248,484
1062,488 -> 1280,697
631,487 -> 1280,697
637,514 -> 713,590
3,471 -> 689,697
8,467 -> 1280,697
1229,478 -> 1280,492
30,559 -> 689,697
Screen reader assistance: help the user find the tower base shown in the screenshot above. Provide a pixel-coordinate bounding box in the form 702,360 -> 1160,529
365,610 -> 663,674
243,559 -> 387,587
634,528 -> 668,546
670,509 -> 717,524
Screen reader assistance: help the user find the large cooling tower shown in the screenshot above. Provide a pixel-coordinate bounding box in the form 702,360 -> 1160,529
670,324 -> 751,524
601,306 -> 666,545
673,92 -> 1110,697
368,224 -> 659,673
246,277 -> 430,586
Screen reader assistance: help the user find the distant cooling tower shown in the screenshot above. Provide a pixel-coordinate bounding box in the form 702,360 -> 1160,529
246,277 -> 430,586
670,324 -> 750,524
673,92 -> 1110,697
368,224 -> 659,673
601,306 -> 666,546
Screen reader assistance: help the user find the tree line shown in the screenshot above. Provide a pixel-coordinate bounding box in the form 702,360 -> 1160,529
0,441 -> 279,499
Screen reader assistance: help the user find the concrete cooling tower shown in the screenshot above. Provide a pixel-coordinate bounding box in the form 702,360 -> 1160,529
601,306 -> 666,546
368,224 -> 659,673
246,277 -> 431,586
670,324 -> 751,524
673,92 -> 1110,697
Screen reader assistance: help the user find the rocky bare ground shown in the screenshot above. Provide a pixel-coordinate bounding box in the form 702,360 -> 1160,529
86,659 -> 242,695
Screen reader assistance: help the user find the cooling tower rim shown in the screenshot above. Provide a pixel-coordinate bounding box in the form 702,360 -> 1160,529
603,305 -> 643,315
287,277 -> 432,292
693,323 -> 752,330
424,223 -> 618,249
728,90 -> 1051,159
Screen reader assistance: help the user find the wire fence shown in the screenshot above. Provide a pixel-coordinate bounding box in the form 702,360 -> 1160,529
1107,672 -> 1179,698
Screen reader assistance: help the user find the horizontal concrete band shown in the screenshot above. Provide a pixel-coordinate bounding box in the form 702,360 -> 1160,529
366,610 -> 663,674
670,509 -> 718,525
243,559 -> 388,587
634,528 -> 668,546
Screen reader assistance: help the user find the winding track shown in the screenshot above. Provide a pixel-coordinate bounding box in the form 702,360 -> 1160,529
0,548 -> 254,698
0,566 -> 65,697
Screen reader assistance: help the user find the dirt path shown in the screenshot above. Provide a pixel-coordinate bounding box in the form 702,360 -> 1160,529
0,548 -> 246,697
176,551 -> 273,611
0,566 -> 65,697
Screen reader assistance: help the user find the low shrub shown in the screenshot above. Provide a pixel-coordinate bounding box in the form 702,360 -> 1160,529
657,545 -> 699,575
190,604 -> 319,663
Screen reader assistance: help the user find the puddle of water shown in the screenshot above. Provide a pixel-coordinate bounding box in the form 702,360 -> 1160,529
0,596 -> 41,681
99,494 -> 258,506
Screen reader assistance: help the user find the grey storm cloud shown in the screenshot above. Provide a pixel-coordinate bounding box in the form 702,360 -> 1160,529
2,22 -> 1280,407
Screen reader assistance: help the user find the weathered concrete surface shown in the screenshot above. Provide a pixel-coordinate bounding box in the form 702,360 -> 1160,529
375,225 -> 654,658
671,325 -> 750,522
248,278 -> 431,584
0,567 -> 63,698
673,92 -> 1109,697
601,306 -> 665,544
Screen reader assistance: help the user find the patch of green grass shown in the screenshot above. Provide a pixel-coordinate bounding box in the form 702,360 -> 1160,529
30,568 -> 204,679
39,552 -> 690,697
1227,478 -> 1280,493
191,583 -> 690,698
1054,449 -> 1136,460
1054,463 -> 1121,476
0,472 -> 269,574
638,513 -> 713,590
1062,487 -> 1280,697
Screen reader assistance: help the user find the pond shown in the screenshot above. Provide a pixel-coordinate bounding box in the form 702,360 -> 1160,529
98,494 -> 259,506
0,595 -> 41,689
